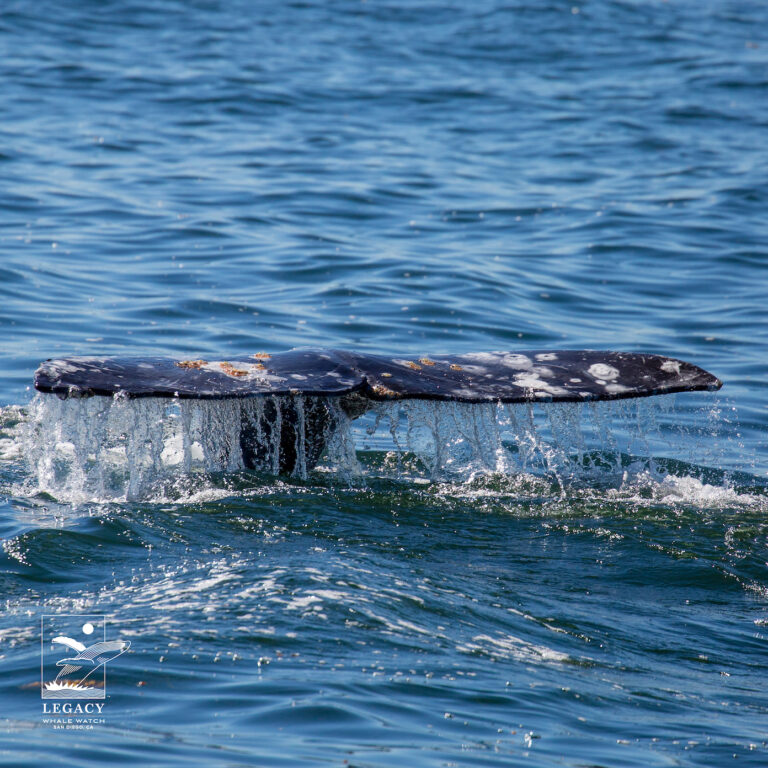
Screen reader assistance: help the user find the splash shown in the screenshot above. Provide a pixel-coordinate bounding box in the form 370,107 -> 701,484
362,396 -> 716,486
21,394 -> 356,502
13,391 -> 750,504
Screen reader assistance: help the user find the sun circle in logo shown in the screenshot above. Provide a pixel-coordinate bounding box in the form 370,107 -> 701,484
82,622 -> 95,635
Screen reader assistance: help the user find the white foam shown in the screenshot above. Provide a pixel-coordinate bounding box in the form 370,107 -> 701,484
457,633 -> 570,663
654,474 -> 761,506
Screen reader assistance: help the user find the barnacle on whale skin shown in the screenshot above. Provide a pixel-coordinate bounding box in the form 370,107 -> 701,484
219,361 -> 249,377
370,382 -> 398,398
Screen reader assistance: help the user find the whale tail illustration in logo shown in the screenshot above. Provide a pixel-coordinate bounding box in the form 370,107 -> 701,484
52,637 -> 130,686
41,616 -> 130,699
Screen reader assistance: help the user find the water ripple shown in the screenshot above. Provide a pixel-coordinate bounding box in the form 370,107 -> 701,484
2,0 -> 768,765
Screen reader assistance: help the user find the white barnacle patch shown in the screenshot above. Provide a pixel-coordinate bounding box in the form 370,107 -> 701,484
461,352 -> 500,365
604,383 -> 630,394
587,363 -> 619,381
661,360 -> 681,375
49,362 -> 83,376
569,378 -> 582,383
512,373 -> 568,396
68,356 -> 110,364
535,353 -> 558,361
458,352 -> 532,371
455,364 -> 491,375
202,361 -> 286,384
498,353 -> 532,370
450,387 -> 482,399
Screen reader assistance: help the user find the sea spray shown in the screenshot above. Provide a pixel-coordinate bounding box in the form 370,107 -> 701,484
20,391 -> 732,503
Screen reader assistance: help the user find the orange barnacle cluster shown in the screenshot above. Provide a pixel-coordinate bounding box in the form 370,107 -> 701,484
252,352 -> 271,360
371,383 -> 398,398
219,361 -> 248,377
381,372 -> 393,378
419,358 -> 436,366
449,363 -> 463,371
254,362 -> 266,370
405,361 -> 422,371
176,360 -> 207,369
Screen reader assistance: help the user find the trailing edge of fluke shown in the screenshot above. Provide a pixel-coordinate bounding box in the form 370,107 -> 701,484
34,349 -> 722,404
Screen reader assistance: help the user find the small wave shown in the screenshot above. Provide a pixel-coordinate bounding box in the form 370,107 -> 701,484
456,633 -> 571,664
622,472 -> 766,509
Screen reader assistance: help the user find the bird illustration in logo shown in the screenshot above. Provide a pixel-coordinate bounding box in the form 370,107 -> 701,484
52,635 -> 130,687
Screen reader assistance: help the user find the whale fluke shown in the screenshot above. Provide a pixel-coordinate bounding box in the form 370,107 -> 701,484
34,349 -> 720,403
52,635 -> 87,653
33,349 -> 721,474
53,640 -> 130,684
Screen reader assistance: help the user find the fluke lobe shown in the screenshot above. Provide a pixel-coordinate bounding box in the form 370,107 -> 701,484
34,349 -> 722,474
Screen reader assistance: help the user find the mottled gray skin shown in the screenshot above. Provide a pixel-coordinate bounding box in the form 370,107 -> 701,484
34,349 -> 721,474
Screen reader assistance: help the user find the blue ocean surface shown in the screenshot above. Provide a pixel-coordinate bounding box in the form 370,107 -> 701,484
1,1 -> 767,765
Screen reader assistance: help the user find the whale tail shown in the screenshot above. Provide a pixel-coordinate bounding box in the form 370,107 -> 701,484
53,640 -> 130,686
34,349 -> 721,475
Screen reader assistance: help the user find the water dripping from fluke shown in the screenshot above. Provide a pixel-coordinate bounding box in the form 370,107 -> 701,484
21,349 -> 729,503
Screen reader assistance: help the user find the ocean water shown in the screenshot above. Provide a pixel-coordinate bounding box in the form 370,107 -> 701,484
1,1 -> 768,765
